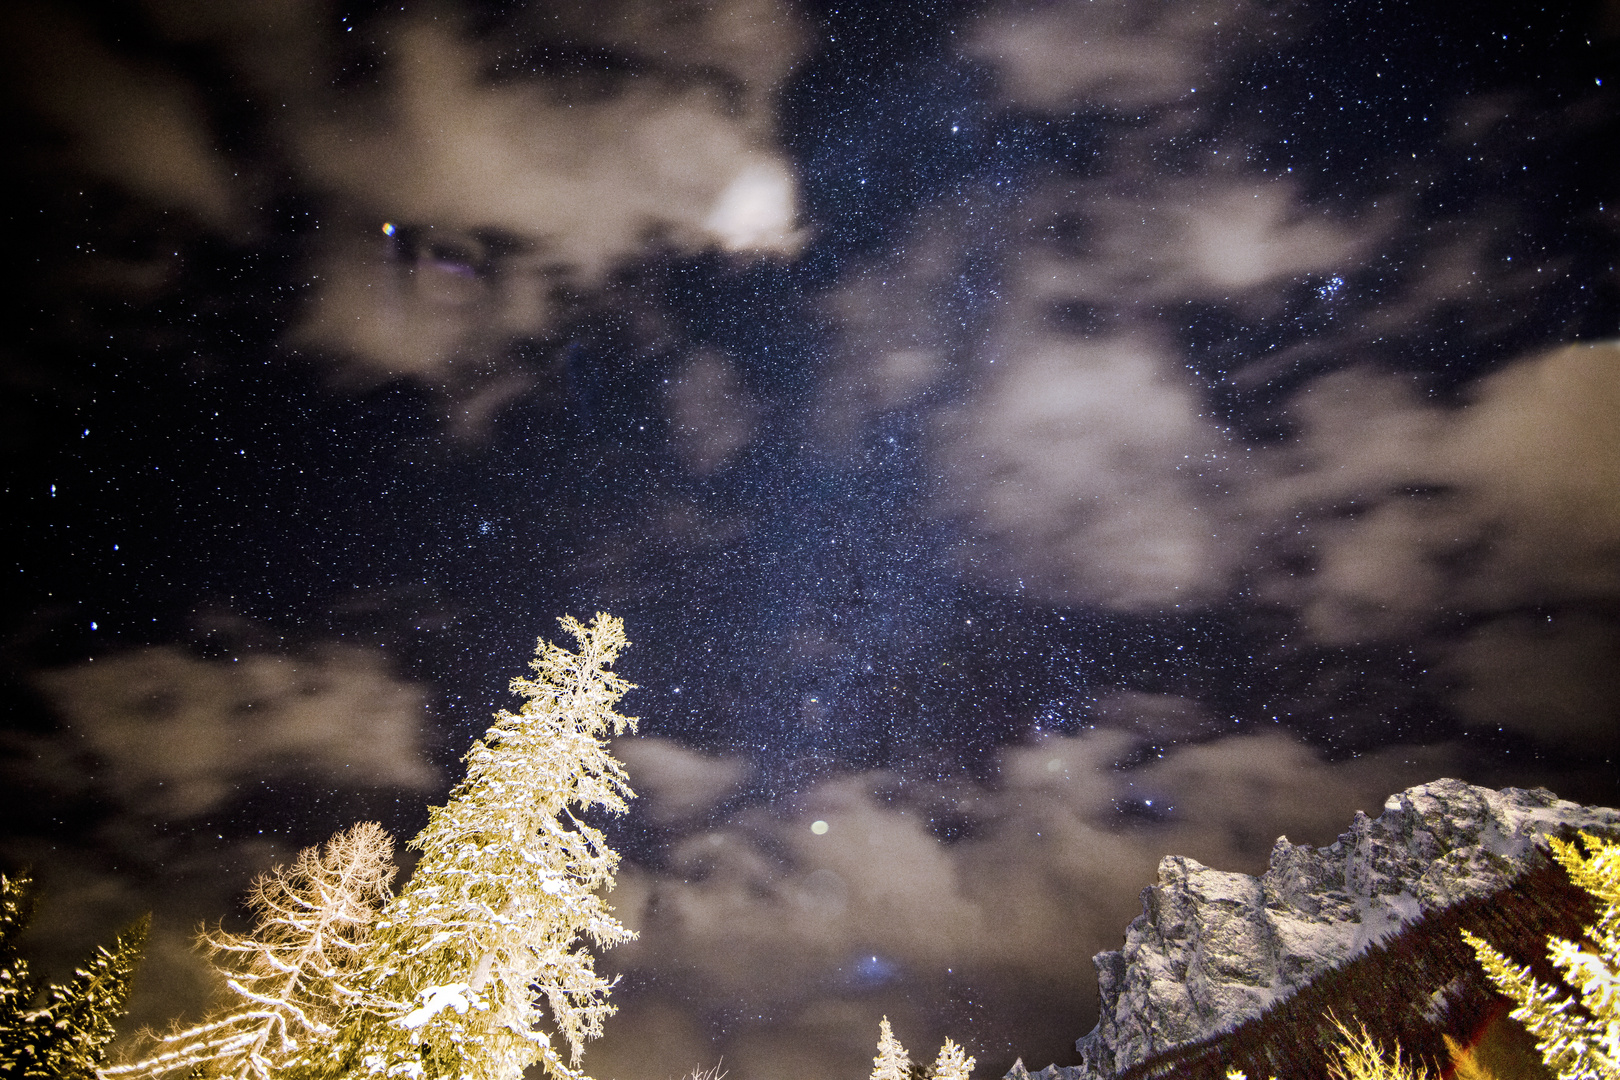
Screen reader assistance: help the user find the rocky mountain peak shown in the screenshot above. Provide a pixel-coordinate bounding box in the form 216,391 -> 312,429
1025,778 -> 1619,1080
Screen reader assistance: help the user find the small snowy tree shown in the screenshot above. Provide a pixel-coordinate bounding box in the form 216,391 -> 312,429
1323,1014 -> 1430,1080
12,914 -> 147,1080
871,1017 -> 911,1080
927,1037 -> 975,1080
105,822 -> 396,1080
1463,831 -> 1620,1080
318,613 -> 637,1080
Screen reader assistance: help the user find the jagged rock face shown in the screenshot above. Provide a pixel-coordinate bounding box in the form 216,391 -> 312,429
1064,779 -> 1620,1080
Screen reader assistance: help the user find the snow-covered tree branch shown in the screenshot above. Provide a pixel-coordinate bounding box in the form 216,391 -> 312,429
104,821 -> 396,1080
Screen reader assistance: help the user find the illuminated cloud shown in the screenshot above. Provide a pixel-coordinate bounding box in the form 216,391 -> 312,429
822,169 -> 1371,610
291,228 -> 549,434
31,645 -> 439,816
511,0 -> 812,117
933,333 -> 1246,610
707,162 -> 806,254
614,736 -> 750,825
296,21 -> 803,278
284,11 -> 805,386
1256,341 -> 1620,644
31,0 -> 809,392
1010,175 -> 1370,311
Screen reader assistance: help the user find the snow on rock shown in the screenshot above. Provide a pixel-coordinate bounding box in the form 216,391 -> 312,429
1024,778 -> 1619,1080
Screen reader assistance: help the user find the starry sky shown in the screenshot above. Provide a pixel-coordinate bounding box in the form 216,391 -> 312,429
2,1 -> 1617,1079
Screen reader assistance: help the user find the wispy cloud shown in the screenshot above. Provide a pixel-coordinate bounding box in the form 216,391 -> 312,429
1,3 -> 238,226
966,0 -> 1289,112
667,350 -> 765,474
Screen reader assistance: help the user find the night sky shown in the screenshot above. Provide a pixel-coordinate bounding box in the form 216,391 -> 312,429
3,1 -> 1617,1079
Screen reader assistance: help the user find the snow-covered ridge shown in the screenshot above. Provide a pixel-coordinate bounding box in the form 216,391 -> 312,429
1005,778 -> 1620,1080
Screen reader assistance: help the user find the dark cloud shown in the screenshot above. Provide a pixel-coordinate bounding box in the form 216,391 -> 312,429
1445,613 -> 1620,748
1,4 -> 239,227
28,644 -> 438,816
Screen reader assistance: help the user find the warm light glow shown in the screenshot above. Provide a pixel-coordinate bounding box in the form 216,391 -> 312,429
706,164 -> 800,253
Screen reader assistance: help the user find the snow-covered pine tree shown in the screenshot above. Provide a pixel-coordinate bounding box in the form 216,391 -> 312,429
105,822 -> 396,1080
1,873 -> 39,1074
10,913 -> 147,1080
316,613 -> 637,1080
871,1017 -> 911,1080
927,1037 -> 975,1080
1463,831 -> 1620,1080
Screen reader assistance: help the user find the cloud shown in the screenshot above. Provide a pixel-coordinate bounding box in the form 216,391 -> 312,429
1010,174 -> 1371,314
707,163 -> 804,254
0,843 -> 251,1042
614,736 -> 750,825
284,11 -> 805,386
295,20 -> 803,278
509,0 -> 812,118
820,169 -> 1375,609
814,206 -> 1004,449
291,227 -> 550,429
824,140 -> 1615,743
596,730 -> 1480,1080
1255,341 -> 1620,644
125,0 -> 808,392
667,351 -> 764,474
1091,691 -> 1223,743
1,3 -> 238,226
31,644 -> 439,816
965,0 -> 1283,112
10,637 -> 439,1036
1444,341 -> 1620,603
932,332 -> 1247,610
